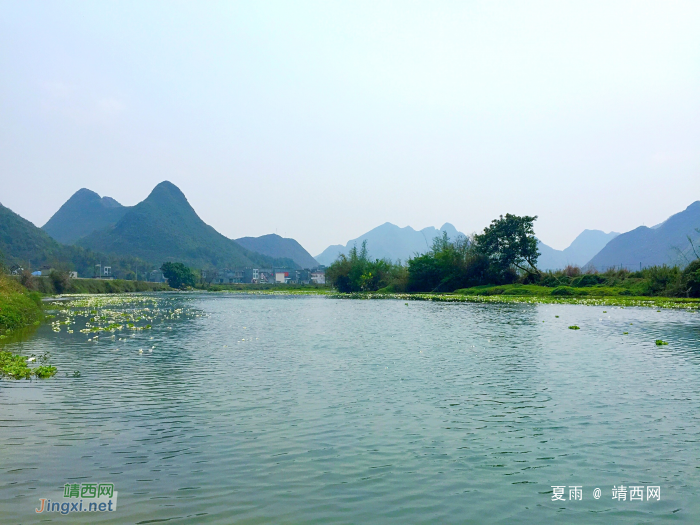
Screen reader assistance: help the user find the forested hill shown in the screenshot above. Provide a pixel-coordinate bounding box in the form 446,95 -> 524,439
42,188 -> 129,244
0,202 -> 67,268
76,181 -> 297,269
0,202 -> 147,277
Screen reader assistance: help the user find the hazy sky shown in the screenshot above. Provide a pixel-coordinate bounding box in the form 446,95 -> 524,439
1,1 -> 699,255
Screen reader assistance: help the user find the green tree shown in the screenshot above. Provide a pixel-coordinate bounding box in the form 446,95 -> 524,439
681,259 -> 700,298
161,262 -> 196,289
474,214 -> 540,277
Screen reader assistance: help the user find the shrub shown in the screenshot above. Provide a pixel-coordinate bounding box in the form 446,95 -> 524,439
49,269 -> 71,294
572,274 -> 603,287
20,270 -> 36,291
539,274 -> 560,287
563,265 -> 581,277
551,286 -> 575,296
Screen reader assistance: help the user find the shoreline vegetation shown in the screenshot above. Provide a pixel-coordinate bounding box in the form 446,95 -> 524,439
0,274 -> 57,379
325,214 -> 700,302
0,273 -> 42,337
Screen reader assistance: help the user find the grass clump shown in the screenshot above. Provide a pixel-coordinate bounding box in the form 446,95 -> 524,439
568,325 -> 581,330
655,340 -> 669,346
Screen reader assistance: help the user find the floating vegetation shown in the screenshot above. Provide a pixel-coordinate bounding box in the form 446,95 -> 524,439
655,340 -> 669,346
0,351 -> 56,380
568,325 -> 580,330
326,291 -> 700,310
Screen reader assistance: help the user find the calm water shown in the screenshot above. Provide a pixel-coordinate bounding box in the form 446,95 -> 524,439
1,293 -> 700,524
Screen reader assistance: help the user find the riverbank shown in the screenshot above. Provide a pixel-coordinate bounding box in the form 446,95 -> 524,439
23,276 -> 171,295
204,286 -> 700,309
328,289 -> 700,310
0,274 -> 42,336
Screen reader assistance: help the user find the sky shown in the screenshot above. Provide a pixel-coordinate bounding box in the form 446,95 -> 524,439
1,1 -> 699,255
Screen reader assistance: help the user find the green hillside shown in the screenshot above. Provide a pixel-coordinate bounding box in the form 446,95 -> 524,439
0,202 -> 70,269
77,181 -> 297,269
42,188 -> 129,244
0,202 -> 151,278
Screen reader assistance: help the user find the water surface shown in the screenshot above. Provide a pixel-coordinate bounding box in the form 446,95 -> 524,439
2,293 -> 699,523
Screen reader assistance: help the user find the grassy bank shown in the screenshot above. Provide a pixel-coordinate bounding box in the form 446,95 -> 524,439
455,283 -> 648,297
201,283 -> 329,292
328,290 -> 700,310
0,274 -> 42,336
24,276 -> 171,295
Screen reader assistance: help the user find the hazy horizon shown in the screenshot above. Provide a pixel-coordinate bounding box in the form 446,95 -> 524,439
1,1 -> 699,253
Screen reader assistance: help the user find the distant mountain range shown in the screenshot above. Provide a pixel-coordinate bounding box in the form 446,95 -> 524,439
537,230 -> 619,270
587,201 -> 700,269
235,234 -> 318,268
42,189 -> 130,244
315,222 -> 463,265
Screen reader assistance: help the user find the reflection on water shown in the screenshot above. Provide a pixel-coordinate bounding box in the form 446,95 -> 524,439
1,293 -> 699,524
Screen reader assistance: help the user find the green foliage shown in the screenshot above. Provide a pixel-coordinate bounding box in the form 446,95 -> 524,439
568,325 -> 580,330
326,241 -> 405,293
655,340 -> 668,346
551,286 -> 575,296
680,259 -> 700,297
0,275 -> 43,332
571,274 -> 605,287
49,269 -> 71,294
0,350 -> 56,380
473,214 -> 540,276
407,233 -> 497,292
161,262 -> 197,289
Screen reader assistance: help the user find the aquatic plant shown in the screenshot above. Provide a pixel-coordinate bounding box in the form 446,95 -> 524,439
0,350 -> 56,379
568,325 -> 580,330
655,340 -> 669,346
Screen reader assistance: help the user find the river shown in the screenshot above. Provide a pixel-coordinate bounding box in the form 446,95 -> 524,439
1,293 -> 699,523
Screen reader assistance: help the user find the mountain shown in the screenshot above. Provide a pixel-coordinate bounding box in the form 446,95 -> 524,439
42,188 -> 129,244
0,201 -> 147,277
235,234 -> 318,268
587,201 -> 700,270
315,222 -> 464,265
537,230 -> 619,270
77,181 -> 296,269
